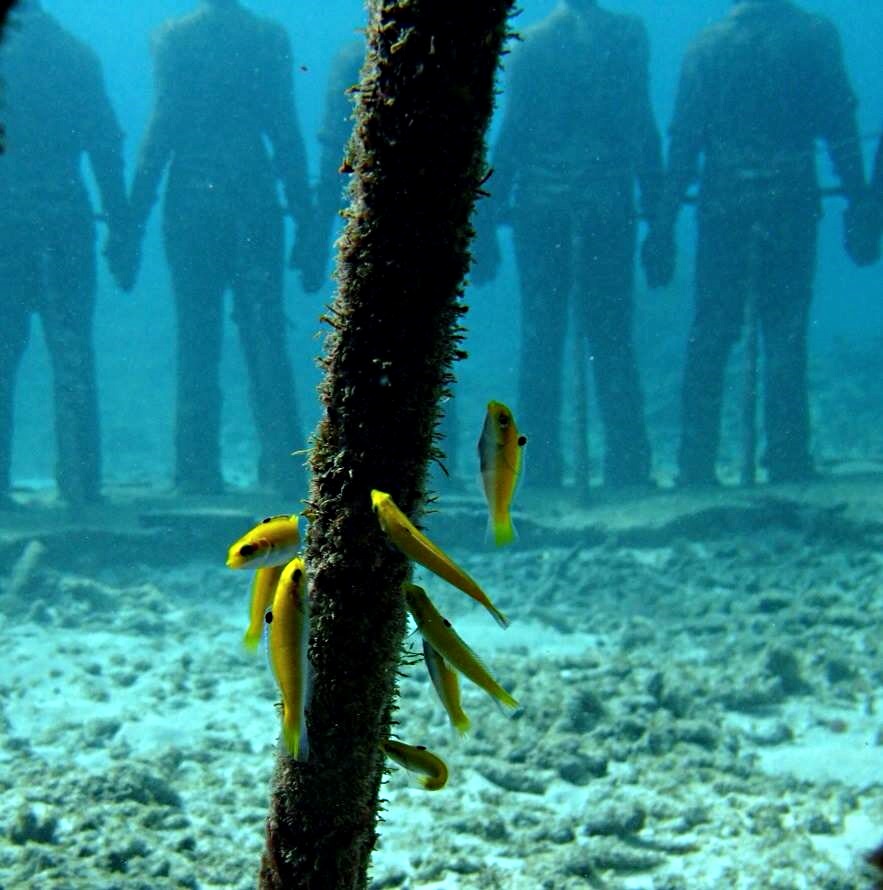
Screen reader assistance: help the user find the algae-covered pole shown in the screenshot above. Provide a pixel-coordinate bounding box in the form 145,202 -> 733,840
0,0 -> 17,39
258,1 -> 513,888
0,0 -> 20,154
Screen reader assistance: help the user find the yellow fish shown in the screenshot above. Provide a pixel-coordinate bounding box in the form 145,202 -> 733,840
479,401 -> 526,546
423,639 -> 470,735
404,584 -> 518,710
242,565 -> 284,652
381,739 -> 448,791
226,514 -> 300,569
371,489 -> 509,628
268,557 -> 310,760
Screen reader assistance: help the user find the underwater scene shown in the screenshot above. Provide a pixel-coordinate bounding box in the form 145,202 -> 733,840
2,0 -> 883,888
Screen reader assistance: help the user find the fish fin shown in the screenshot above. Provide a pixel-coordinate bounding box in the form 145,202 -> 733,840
452,714 -> 471,737
281,710 -> 302,760
278,619 -> 311,762
493,693 -> 520,714
490,603 -> 511,629
489,515 -> 516,548
499,690 -> 519,710
242,629 -> 262,652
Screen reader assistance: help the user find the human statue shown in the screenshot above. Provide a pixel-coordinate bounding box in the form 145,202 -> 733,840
123,0 -> 318,497
313,39 -> 364,288
642,0 -> 879,486
474,0 -> 662,491
0,0 -> 131,508
869,132 -> 883,254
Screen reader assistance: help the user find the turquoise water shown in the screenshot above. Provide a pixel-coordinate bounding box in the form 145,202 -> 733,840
2,2 -> 883,888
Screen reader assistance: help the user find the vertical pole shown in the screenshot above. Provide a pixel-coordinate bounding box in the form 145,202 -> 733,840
258,3 -> 514,888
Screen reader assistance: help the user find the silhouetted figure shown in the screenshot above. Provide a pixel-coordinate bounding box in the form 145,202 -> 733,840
475,0 -> 661,490
125,0 -> 316,497
313,39 -> 363,287
869,131 -> 883,255
0,0 -> 130,507
0,1 -> 18,44
642,0 -> 877,486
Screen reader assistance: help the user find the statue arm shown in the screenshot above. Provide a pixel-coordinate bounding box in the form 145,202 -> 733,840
656,46 -> 706,229
813,20 -> 865,202
486,46 -> 531,220
316,44 -> 362,236
873,132 -> 883,202
630,21 -> 663,221
129,30 -> 176,230
80,52 -> 128,229
262,26 -> 313,226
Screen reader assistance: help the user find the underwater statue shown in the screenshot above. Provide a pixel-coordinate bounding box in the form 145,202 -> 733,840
313,39 -> 364,288
255,2 -> 514,886
474,0 -> 662,491
642,0 -> 877,486
869,132 -> 883,256
0,0 -> 17,41
0,0 -> 130,507
123,0 -> 317,498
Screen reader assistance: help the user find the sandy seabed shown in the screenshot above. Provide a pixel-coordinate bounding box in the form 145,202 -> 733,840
2,493 -> 883,890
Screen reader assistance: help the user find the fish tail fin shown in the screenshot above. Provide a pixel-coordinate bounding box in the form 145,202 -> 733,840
499,690 -> 519,710
281,709 -> 302,760
490,603 -> 511,629
242,629 -> 261,652
420,764 -> 449,791
491,515 -> 516,548
492,690 -> 519,713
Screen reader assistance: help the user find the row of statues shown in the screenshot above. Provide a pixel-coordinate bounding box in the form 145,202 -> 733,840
0,0 -> 347,506
1,0 -> 882,509
475,0 -> 883,491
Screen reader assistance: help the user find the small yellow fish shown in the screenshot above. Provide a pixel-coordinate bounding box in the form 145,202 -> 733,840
242,565 -> 284,652
423,639 -> 470,735
479,401 -> 526,546
404,584 -> 518,710
268,557 -> 310,760
226,514 -> 300,569
371,489 -> 509,628
381,739 -> 448,791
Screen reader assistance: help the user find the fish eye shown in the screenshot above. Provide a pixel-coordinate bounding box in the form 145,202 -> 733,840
517,435 -> 527,446
498,413 -> 510,427
265,611 -> 273,624
416,745 -> 427,751
443,618 -> 452,628
292,569 -> 303,584
261,516 -> 273,524
239,543 -> 256,557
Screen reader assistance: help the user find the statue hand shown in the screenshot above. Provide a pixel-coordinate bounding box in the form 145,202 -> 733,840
641,224 -> 676,289
104,223 -> 142,293
843,195 -> 882,268
289,229 -> 329,294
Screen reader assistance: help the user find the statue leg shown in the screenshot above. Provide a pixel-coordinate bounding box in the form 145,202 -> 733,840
511,204 -> 572,489
757,213 -> 817,482
677,210 -> 749,486
577,208 -> 651,488
0,237 -> 35,503
165,206 -> 228,495
43,219 -> 101,504
231,209 -> 306,499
